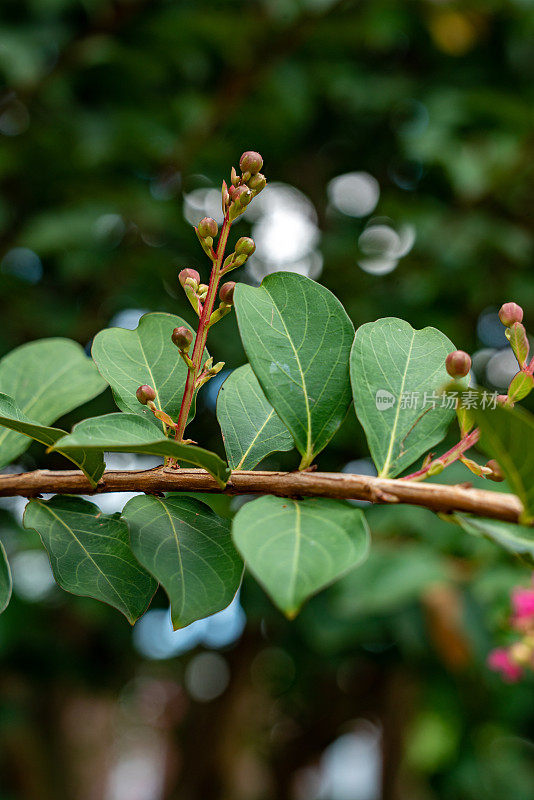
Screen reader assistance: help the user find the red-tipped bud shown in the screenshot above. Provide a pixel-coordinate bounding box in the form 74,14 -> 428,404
219,282 -> 236,305
445,350 -> 471,379
197,217 -> 218,239
499,302 -> 523,327
172,326 -> 193,352
234,236 -> 256,256
248,172 -> 266,193
179,268 -> 200,288
136,385 -> 156,405
239,151 -> 263,175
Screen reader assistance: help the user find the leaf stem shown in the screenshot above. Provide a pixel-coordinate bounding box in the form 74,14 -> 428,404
174,214 -> 232,441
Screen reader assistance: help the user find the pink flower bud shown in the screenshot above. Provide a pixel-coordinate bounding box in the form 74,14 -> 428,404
499,302 -> 524,327
136,385 -> 156,405
197,217 -> 218,239
487,647 -> 522,682
445,350 -> 471,379
235,237 -> 256,256
239,151 -> 263,175
179,268 -> 200,288
171,326 -> 193,352
219,281 -> 236,305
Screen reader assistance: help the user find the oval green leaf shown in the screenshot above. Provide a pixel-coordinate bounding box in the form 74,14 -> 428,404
0,393 -> 104,486
232,496 -> 370,618
122,495 -> 243,629
234,273 -> 354,469
0,338 -> 107,468
216,364 -> 294,470
92,312 -> 202,430
54,412 -> 230,487
23,496 -> 157,623
351,318 -> 459,477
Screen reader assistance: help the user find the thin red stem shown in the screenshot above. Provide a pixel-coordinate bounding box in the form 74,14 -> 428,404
175,215 -> 232,441
402,428 -> 480,481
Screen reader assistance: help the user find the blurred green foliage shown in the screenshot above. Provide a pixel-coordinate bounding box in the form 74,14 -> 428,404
1,0 -> 534,798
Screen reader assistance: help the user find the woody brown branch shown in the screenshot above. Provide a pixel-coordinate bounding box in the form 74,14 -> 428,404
0,468 -> 527,525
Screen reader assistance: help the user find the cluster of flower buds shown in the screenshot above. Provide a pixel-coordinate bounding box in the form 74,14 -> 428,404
178,268 -> 206,316
488,581 -> 534,682
222,151 -> 266,222
172,325 -> 195,369
221,236 -> 256,276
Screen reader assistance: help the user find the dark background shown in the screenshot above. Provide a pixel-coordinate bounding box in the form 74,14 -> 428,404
1,1 -> 534,798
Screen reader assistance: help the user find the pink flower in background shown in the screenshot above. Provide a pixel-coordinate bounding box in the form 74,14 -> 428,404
511,586 -> 534,628
487,648 -> 523,683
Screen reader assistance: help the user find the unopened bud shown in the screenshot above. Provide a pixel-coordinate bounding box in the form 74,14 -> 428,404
499,302 -> 524,327
235,236 -> 256,256
445,350 -> 472,379
233,186 -> 252,207
230,166 -> 239,186
179,268 -> 200,288
136,385 -> 156,405
172,326 -> 193,352
239,150 -> 263,175
485,460 -> 505,482
197,217 -> 218,239
248,172 -> 266,193
219,282 -> 236,305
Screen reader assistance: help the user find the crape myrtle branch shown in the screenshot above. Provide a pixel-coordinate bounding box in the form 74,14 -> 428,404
137,151 -> 263,447
0,467 -> 527,525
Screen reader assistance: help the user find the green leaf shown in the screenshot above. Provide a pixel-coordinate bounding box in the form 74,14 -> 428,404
0,338 -> 107,468
456,515 -> 534,566
216,364 -> 294,470
122,495 -> 243,628
53,413 -> 230,487
232,496 -> 370,617
351,318 -> 459,477
92,312 -> 202,430
0,541 -> 12,614
234,273 -> 354,469
0,393 -> 105,486
474,403 -> 534,524
23,496 -> 157,623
